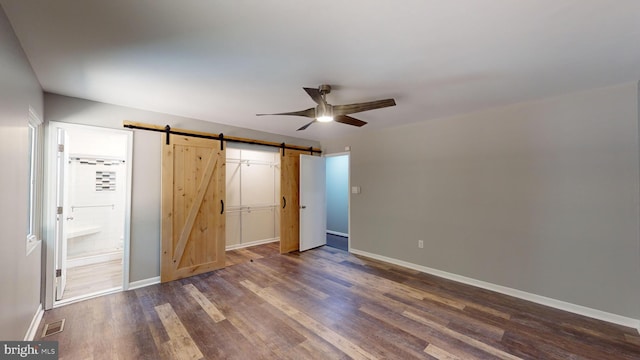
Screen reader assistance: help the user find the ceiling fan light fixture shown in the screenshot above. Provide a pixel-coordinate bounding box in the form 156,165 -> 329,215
316,103 -> 333,122
257,85 -> 396,131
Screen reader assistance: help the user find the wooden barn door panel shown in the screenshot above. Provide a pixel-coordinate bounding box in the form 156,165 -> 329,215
162,135 -> 225,282
280,149 -> 306,254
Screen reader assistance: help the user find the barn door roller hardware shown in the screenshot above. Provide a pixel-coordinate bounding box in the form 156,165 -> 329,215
165,125 -> 171,145
123,121 -> 321,154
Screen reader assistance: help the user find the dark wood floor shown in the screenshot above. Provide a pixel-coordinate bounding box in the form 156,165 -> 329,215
224,241 -> 280,266
37,244 -> 640,359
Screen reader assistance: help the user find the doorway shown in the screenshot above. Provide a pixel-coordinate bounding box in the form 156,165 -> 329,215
325,153 -> 349,251
45,122 -> 132,307
226,145 -> 281,250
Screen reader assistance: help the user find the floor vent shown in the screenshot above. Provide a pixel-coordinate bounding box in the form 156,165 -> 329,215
41,319 -> 65,337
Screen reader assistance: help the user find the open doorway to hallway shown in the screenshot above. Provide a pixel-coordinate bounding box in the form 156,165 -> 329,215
325,153 -> 349,251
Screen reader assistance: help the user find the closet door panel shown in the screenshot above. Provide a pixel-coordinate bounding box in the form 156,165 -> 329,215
280,149 -> 304,253
161,135 -> 225,282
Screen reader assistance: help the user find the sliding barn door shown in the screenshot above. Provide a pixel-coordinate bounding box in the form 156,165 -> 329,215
162,135 -> 225,282
280,149 -> 307,253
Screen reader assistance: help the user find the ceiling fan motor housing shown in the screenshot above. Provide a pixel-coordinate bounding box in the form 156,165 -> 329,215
318,84 -> 331,95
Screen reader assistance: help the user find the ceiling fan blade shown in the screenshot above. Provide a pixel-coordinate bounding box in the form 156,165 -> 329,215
256,107 -> 315,118
333,98 -> 396,116
303,87 -> 325,105
334,115 -> 367,127
297,120 -> 316,131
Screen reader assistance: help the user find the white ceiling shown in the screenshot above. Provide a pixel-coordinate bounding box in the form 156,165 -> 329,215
2,0 -> 640,141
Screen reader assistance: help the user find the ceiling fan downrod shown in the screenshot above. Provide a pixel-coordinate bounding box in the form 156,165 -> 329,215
318,84 -> 331,97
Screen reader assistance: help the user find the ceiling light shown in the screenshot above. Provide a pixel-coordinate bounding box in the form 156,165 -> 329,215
316,104 -> 333,122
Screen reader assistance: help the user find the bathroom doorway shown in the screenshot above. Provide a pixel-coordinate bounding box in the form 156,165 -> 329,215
46,122 -> 132,306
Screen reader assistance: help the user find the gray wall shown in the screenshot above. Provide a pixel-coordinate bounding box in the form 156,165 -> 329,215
0,5 -> 44,339
326,155 -> 349,235
322,82 -> 640,319
44,93 -> 319,282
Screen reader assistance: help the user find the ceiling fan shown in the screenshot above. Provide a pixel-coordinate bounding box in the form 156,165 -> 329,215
257,84 -> 396,131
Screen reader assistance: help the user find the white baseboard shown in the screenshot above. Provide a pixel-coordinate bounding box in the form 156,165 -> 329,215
67,250 -> 123,268
350,248 -> 640,330
326,230 -> 349,238
128,276 -> 161,290
225,238 -> 279,251
24,303 -> 44,341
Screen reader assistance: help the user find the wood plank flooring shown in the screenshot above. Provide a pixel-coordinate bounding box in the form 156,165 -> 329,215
224,241 -> 280,266
62,258 -> 123,300
38,244 -> 640,359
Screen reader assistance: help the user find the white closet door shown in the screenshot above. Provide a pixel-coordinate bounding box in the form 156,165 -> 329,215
55,128 -> 69,300
299,155 -> 326,251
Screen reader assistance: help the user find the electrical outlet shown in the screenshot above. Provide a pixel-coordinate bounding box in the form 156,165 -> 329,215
418,240 -> 424,249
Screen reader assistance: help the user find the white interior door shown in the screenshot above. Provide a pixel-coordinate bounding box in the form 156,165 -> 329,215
299,154 -> 326,251
54,128 -> 69,301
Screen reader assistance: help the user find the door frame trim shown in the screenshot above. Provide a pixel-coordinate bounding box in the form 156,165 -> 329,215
44,122 -> 133,309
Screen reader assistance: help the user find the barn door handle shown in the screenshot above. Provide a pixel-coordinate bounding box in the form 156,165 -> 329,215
220,200 -> 224,214
282,196 -> 286,209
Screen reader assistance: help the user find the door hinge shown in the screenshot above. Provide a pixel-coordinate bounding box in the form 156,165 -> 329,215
56,269 -> 62,277
57,206 -> 63,215
58,144 -> 64,152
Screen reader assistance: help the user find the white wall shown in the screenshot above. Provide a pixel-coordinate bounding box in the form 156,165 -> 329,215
66,128 -> 128,158
44,93 -> 319,282
66,160 -> 126,257
322,82 -> 640,320
0,5 -> 44,340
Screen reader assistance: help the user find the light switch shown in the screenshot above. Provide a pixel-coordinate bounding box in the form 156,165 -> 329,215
351,186 -> 361,194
